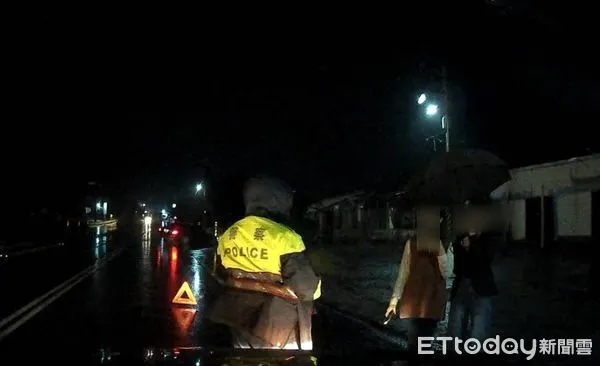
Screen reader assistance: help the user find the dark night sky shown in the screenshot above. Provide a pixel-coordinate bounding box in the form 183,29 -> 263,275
5,2 -> 598,211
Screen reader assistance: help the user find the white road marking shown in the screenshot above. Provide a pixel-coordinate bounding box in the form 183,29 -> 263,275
0,247 -> 124,342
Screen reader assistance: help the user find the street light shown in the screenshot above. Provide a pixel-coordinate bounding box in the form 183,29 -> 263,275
195,183 -> 203,193
425,104 -> 439,116
417,95 -> 450,152
172,203 -> 177,208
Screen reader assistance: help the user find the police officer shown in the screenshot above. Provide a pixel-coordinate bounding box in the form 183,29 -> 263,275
207,175 -> 321,350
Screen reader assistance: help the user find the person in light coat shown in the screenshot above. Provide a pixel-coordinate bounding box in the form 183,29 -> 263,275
385,206 -> 452,354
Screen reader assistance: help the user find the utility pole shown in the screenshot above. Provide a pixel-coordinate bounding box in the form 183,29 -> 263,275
417,65 -> 454,247
440,66 -> 453,250
441,66 -> 451,152
418,66 -> 451,153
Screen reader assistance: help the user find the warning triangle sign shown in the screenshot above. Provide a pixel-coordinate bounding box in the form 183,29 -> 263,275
172,307 -> 197,335
172,281 -> 197,306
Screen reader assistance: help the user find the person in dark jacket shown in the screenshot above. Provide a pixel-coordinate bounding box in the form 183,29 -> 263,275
207,175 -> 321,350
447,203 -> 498,342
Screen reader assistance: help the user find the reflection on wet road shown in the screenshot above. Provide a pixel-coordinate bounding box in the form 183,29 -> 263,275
0,225 -> 114,325
0,224 -> 400,362
95,226 -> 108,260
0,224 -> 221,352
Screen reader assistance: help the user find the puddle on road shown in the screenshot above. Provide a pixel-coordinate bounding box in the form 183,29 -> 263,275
139,228 -> 214,347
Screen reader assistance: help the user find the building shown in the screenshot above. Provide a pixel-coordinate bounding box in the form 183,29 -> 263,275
84,181 -> 110,222
307,153 -> 600,247
305,190 -> 413,244
504,154 -> 600,247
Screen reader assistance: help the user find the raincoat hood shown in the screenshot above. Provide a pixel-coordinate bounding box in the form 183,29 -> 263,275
243,176 -> 294,218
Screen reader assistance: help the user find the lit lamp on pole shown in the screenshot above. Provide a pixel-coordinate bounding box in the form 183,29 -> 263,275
425,103 -> 439,117
195,183 -> 206,199
417,93 -> 450,152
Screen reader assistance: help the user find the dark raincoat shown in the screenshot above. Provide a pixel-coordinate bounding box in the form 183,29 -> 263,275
206,176 -> 320,349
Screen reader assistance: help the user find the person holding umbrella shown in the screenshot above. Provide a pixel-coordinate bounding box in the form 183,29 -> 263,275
402,149 -> 510,346
385,205 -> 451,354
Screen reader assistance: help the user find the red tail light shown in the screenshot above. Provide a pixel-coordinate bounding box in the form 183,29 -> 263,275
171,229 -> 179,236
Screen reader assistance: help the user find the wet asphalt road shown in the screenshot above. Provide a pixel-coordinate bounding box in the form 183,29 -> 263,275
0,224 -> 403,362
0,224 -> 226,352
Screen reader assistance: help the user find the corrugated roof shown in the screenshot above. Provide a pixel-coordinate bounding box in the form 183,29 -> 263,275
305,190 -> 366,212
510,153 -> 600,172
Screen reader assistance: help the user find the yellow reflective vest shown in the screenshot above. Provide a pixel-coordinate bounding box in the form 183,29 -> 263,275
216,215 -> 321,300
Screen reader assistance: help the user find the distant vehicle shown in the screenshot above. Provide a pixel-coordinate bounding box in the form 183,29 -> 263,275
157,220 -> 170,236
163,221 -> 216,250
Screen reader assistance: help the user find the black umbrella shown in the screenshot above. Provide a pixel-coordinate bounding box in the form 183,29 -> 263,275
406,149 -> 511,206
404,170 -> 440,206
